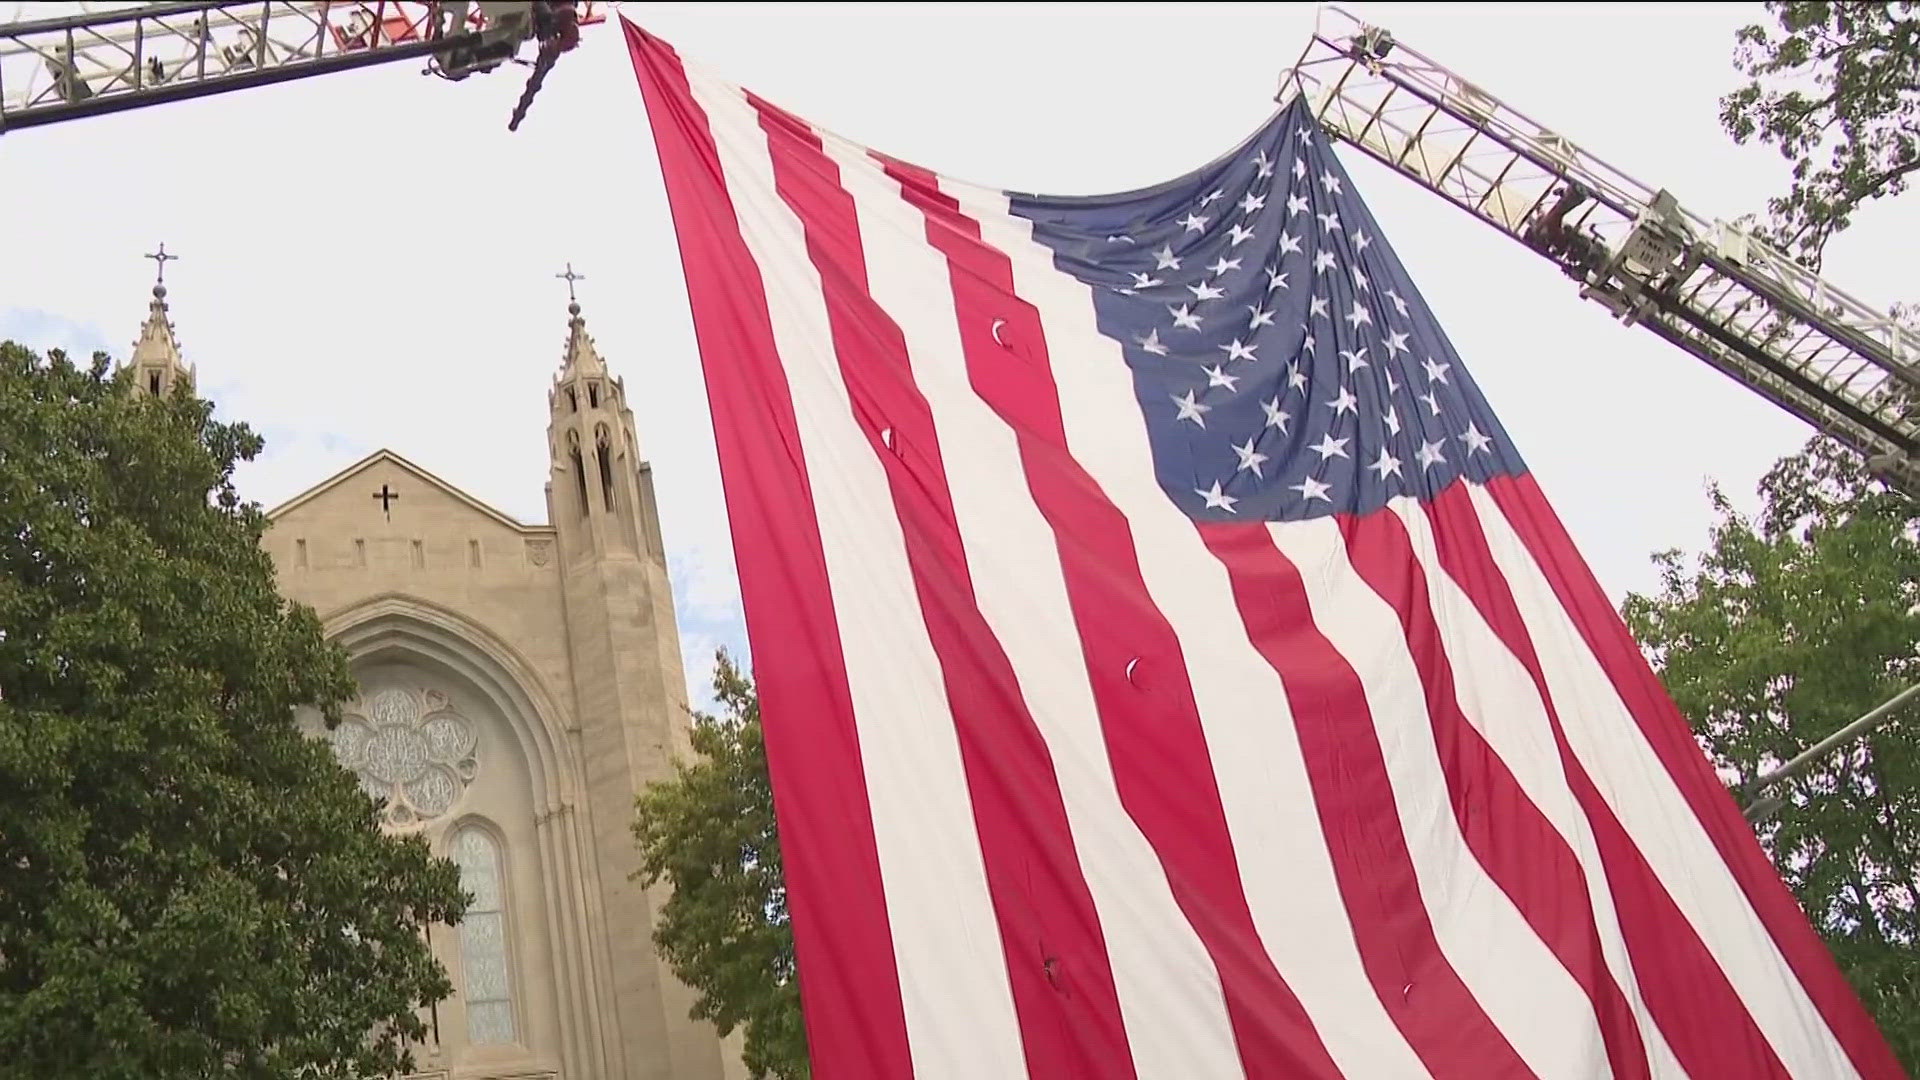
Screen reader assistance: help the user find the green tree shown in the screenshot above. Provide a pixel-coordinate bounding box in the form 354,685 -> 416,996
1720,1 -> 1920,266
0,344 -> 468,1079
634,650 -> 807,1080
1623,437 -> 1920,1067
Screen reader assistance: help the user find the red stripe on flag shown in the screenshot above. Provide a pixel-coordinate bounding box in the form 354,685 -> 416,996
1196,519 -> 1536,1080
623,24 -> 914,1078
747,94 -> 1138,1079
1337,507 -> 1652,1079
1421,483 -> 1792,1078
1484,473 -> 1906,1079
881,157 -> 1346,1079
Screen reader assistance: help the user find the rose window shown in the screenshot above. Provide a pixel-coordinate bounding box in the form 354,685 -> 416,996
331,686 -> 478,826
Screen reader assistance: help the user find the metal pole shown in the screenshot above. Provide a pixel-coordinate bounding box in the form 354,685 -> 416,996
1743,681 -> 1920,821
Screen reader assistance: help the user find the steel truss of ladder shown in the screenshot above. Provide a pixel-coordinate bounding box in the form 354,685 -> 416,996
0,2 -> 595,134
1286,6 -> 1920,495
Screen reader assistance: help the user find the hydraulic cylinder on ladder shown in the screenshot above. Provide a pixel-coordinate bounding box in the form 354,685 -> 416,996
1287,6 -> 1920,496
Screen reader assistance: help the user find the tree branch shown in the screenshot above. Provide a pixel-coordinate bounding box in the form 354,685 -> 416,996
1855,155 -> 1920,205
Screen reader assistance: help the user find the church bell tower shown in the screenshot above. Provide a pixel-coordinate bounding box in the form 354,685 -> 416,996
543,274 -> 722,1080
127,244 -> 194,398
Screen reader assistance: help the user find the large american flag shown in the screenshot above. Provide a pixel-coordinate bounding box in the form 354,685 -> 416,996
624,21 -> 1900,1080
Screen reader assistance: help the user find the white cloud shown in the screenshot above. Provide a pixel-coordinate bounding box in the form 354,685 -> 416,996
669,542 -> 743,627
679,628 -> 725,715
0,307 -> 114,361
668,539 -> 751,708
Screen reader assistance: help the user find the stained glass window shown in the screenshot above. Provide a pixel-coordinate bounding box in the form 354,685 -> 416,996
452,826 -> 516,1046
330,686 -> 478,828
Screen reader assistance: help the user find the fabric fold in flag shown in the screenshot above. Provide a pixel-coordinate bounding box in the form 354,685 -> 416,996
622,18 -> 1904,1080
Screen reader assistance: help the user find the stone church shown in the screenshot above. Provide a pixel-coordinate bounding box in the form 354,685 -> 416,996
124,277 -> 745,1080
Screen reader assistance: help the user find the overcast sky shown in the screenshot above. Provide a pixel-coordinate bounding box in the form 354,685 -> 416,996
1,1 -> 1912,708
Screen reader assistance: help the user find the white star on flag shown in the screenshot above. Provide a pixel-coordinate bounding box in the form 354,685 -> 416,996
1232,437 -> 1269,477
1220,338 -> 1258,362
1309,432 -> 1349,460
1194,480 -> 1238,512
1368,447 -> 1403,479
1172,389 -> 1210,427
1290,474 -> 1332,501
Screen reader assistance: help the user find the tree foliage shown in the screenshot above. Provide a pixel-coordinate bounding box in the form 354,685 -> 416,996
1721,1 -> 1920,266
0,344 -> 468,1079
1623,438 -> 1920,1067
634,651 -> 807,1080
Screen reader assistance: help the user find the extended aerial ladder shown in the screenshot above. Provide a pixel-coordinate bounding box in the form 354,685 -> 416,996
0,1 -> 604,134
1288,6 -> 1920,496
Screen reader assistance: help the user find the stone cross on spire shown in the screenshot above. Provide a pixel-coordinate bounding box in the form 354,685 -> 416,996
556,261 -> 586,312
144,242 -> 178,287
554,262 -> 605,376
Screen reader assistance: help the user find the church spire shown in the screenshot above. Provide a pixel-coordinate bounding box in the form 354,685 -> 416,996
555,261 -> 605,377
129,243 -> 194,397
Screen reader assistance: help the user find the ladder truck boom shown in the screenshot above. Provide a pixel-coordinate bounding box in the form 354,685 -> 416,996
0,1 -> 601,134
1289,6 -> 1920,496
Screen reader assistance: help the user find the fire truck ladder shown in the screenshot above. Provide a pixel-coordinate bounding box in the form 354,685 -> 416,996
1287,6 -> 1920,496
0,1 -> 600,134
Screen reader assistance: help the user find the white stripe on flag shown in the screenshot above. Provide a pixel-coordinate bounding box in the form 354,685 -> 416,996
821,138 -> 1241,1080
685,70 -> 1029,1079
1463,482 -> 1861,1080
1388,498 -> 1691,1080
1263,513 -> 1607,1080
953,185 -> 1436,1079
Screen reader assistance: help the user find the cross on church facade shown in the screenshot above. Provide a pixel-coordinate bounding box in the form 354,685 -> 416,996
144,243 -> 178,285
555,262 -> 586,304
373,483 -> 400,520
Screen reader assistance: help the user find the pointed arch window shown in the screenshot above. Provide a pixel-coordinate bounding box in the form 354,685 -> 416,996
595,424 -> 615,512
452,825 -> 517,1046
567,430 -> 589,518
